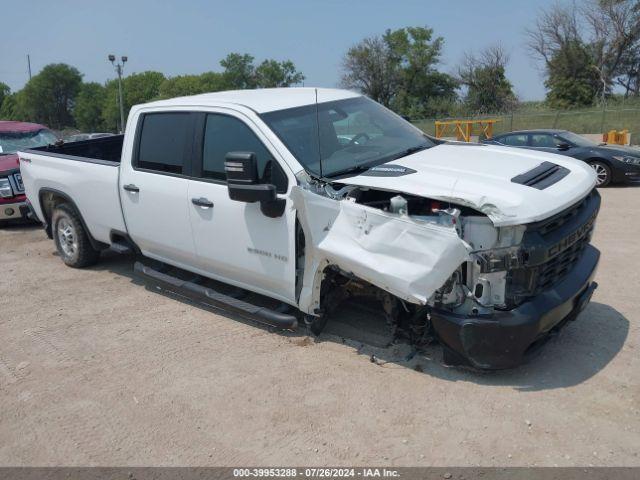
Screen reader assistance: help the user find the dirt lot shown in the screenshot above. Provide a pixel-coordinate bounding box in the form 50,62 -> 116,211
0,187 -> 638,467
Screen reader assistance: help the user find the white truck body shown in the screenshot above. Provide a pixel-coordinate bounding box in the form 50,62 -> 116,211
19,88 -> 601,369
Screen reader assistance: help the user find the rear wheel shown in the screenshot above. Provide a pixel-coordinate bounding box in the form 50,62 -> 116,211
52,203 -> 100,268
589,160 -> 611,187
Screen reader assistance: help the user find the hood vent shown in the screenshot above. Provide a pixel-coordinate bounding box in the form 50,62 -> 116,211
511,161 -> 570,190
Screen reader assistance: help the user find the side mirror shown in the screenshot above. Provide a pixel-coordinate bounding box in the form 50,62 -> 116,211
225,151 -> 276,203
557,142 -> 571,151
225,151 -> 285,218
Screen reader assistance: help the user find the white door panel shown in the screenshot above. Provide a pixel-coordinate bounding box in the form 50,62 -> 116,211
121,172 -> 196,266
119,110 -> 197,266
188,180 -> 296,303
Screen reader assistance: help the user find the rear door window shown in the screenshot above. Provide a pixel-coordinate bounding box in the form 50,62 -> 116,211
531,134 -> 562,148
136,112 -> 191,174
502,134 -> 529,146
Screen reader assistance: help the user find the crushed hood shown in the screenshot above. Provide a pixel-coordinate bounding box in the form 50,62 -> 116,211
335,143 -> 596,226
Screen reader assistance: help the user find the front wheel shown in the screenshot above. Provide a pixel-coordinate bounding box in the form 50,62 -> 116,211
52,203 -> 100,268
589,160 -> 611,187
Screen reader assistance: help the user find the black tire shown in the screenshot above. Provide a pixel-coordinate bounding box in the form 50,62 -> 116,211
589,160 -> 612,187
51,203 -> 100,268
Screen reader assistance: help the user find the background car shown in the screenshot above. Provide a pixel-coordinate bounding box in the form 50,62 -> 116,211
0,121 -> 58,225
482,129 -> 640,187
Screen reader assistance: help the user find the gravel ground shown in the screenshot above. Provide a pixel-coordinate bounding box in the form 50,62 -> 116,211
0,187 -> 638,467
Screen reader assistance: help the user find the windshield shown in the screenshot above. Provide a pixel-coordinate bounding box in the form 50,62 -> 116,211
261,96 -> 434,177
0,129 -> 58,155
559,131 -> 598,148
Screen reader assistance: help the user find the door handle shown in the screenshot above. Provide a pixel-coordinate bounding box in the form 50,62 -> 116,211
123,184 -> 140,193
192,197 -> 214,208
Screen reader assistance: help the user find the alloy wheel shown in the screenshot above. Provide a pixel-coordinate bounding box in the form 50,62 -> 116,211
591,163 -> 609,186
57,218 -> 78,258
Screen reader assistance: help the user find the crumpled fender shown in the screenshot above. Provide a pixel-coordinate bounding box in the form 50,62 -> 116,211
292,186 -> 472,315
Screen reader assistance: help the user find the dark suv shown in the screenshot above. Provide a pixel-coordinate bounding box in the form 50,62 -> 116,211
483,129 -> 640,187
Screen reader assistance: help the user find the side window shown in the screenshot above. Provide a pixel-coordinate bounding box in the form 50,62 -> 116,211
531,134 -> 561,148
136,112 -> 190,174
502,134 -> 528,146
201,114 -> 288,192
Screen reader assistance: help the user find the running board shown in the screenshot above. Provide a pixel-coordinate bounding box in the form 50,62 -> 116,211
110,241 -> 133,254
134,261 -> 298,330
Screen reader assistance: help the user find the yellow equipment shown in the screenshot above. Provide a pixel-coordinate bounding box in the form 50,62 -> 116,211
603,129 -> 629,145
434,119 -> 500,142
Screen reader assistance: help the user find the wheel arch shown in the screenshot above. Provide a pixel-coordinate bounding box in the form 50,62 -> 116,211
38,188 -> 108,250
584,157 -> 613,186
585,157 -> 613,167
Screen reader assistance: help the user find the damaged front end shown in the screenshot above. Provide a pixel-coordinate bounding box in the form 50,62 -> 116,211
293,175 -> 601,370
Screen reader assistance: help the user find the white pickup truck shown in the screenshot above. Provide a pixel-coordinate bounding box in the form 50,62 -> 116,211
19,88 -> 601,369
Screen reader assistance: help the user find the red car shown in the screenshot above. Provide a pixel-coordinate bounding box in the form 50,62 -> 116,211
0,121 -> 57,225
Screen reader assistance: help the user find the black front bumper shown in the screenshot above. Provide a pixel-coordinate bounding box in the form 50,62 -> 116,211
431,245 -> 600,370
612,161 -> 640,183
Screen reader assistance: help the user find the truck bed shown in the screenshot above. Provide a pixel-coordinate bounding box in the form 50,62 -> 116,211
31,135 -> 124,164
19,135 -> 127,244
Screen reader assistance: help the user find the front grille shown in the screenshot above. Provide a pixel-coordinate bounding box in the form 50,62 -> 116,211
532,191 -> 594,236
531,233 -> 590,294
505,189 -> 600,307
9,173 -> 24,194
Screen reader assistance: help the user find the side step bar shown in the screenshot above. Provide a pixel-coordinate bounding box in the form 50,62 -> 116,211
110,241 -> 133,254
134,261 -> 298,330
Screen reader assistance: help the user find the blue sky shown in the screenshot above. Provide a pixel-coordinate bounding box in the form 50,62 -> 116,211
2,0 -> 558,100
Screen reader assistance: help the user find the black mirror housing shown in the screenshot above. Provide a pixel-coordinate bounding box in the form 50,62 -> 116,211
557,143 -> 571,150
225,151 -> 279,208
225,151 -> 259,186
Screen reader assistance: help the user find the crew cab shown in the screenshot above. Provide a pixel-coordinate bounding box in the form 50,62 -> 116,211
0,121 -> 57,224
19,88 -> 601,369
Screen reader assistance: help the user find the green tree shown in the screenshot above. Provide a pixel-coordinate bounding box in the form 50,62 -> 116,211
545,40 -> 600,108
158,72 -> 227,99
527,1 -> 640,102
341,26 -> 457,117
385,27 -> 458,116
458,46 -> 517,114
254,60 -> 305,87
0,82 -> 10,112
340,36 -> 396,106
220,53 -> 257,89
102,71 -> 165,131
20,63 -> 83,128
74,82 -> 106,131
220,53 -> 305,89
0,93 -> 21,120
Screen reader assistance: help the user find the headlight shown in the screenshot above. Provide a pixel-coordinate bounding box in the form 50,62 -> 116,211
0,178 -> 13,198
612,155 -> 640,165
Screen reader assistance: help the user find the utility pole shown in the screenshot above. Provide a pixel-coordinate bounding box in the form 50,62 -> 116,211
108,54 -> 128,133
27,54 -> 32,80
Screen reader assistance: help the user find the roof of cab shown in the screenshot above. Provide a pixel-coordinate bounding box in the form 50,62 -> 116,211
138,87 -> 362,114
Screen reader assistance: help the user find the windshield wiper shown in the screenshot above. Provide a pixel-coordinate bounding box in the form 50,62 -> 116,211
391,143 -> 431,160
324,142 -> 432,179
324,164 -> 373,179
